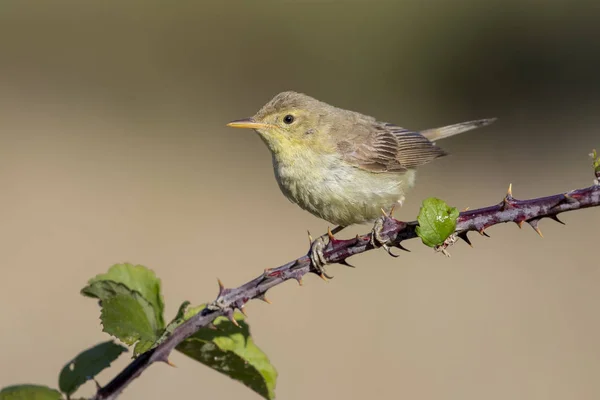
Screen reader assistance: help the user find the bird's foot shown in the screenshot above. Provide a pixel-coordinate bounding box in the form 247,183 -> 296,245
370,214 -> 408,257
308,234 -> 332,281
307,226 -> 345,281
370,217 -> 389,248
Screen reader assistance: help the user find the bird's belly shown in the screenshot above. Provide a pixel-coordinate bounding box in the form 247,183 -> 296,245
273,156 -> 415,226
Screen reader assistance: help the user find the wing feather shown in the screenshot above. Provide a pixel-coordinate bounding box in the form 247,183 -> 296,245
336,122 -> 447,173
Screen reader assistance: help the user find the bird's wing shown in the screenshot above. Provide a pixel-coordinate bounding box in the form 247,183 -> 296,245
337,123 -> 447,173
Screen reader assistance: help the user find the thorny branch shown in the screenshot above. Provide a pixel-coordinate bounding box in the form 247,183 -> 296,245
93,179 -> 600,400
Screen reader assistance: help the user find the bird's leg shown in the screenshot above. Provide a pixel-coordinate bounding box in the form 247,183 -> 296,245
370,216 -> 388,248
308,225 -> 346,280
309,234 -> 329,279
370,207 -> 405,257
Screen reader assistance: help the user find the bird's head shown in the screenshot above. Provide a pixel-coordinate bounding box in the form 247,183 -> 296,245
227,91 -> 337,156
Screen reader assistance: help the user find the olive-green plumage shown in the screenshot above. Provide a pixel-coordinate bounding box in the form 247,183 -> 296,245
228,91 -> 495,227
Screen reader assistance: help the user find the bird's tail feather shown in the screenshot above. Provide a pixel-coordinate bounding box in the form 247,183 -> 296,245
421,118 -> 497,142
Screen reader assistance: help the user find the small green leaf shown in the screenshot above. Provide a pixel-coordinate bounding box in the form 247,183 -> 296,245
84,263 -> 165,329
0,385 -> 62,400
58,341 -> 127,396
183,304 -> 207,321
82,280 -> 162,356
81,279 -> 141,304
176,307 -> 277,400
416,197 -> 459,247
100,291 -> 160,355
152,301 -> 192,349
592,149 -> 600,173
82,264 -> 167,356
133,340 -> 155,355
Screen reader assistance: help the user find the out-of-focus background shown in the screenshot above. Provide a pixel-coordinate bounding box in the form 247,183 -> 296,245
1,1 -> 599,399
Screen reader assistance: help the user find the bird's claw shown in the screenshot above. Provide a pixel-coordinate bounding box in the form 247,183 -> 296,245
308,233 -> 334,280
370,216 -> 403,257
370,216 -> 388,248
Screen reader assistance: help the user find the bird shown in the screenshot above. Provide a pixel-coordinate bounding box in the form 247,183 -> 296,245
227,91 -> 495,275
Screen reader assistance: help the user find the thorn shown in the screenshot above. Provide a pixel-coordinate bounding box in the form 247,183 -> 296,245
217,278 -> 225,296
319,273 -> 330,283
157,353 -> 177,367
258,294 -> 272,304
397,242 -> 411,252
517,220 -> 524,229
227,313 -> 240,327
479,229 -> 490,238
501,183 -> 515,210
295,277 -> 304,286
527,219 -> 544,237
93,378 -> 102,390
307,230 -> 313,245
382,243 -> 400,258
462,206 -> 470,212
548,214 -> 565,225
380,208 -> 388,217
327,226 -> 336,241
339,259 -> 356,268
389,203 -> 397,217
208,322 -> 218,330
238,306 -> 248,317
457,231 -> 472,247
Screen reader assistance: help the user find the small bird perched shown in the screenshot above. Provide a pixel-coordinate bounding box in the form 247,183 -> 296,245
228,91 -> 495,275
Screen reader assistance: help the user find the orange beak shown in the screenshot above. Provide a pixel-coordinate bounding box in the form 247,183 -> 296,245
226,118 -> 274,130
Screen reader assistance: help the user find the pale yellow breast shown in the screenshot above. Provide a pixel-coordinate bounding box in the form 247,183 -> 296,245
272,151 -> 415,226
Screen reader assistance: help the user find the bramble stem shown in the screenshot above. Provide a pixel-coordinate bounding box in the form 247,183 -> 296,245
93,182 -> 600,400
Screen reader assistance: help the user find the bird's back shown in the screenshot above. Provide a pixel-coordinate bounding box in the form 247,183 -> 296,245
331,116 -> 447,174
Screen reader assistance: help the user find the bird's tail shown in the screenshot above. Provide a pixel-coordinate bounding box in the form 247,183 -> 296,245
420,118 -> 497,142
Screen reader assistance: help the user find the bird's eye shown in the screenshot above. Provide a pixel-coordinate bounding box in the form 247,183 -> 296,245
283,114 -> 295,124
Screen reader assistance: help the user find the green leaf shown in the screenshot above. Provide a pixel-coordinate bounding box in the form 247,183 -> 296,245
0,385 -> 62,400
84,263 -> 165,329
592,149 -> 600,173
183,304 -> 208,321
81,279 -> 133,301
58,341 -> 127,396
416,197 -> 459,247
82,264 -> 167,356
153,301 -> 192,349
155,302 -> 206,348
176,307 -> 278,400
100,291 -> 160,356
133,340 -> 155,356
82,280 -> 162,356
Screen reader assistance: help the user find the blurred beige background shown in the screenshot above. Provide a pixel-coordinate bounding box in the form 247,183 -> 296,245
1,1 -> 600,399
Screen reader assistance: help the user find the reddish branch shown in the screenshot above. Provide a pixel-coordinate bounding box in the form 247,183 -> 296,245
93,182 -> 600,400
